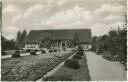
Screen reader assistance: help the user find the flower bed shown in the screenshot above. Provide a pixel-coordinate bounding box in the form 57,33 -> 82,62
1,51 -> 74,81
43,51 -> 91,81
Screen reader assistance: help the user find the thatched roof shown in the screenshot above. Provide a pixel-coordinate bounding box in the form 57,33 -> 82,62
24,29 -> 92,43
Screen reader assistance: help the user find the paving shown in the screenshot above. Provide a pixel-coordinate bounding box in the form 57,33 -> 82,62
86,51 -> 127,81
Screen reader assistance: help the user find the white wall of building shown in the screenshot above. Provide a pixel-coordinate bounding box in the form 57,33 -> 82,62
80,44 -> 91,50
25,43 -> 39,49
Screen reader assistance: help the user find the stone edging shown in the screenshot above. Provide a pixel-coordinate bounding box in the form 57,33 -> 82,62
37,52 -> 76,81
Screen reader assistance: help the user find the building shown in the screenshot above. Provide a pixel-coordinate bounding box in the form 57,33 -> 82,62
23,29 -> 92,51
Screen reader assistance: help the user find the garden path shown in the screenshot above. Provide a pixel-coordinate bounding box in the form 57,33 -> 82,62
86,51 -> 127,81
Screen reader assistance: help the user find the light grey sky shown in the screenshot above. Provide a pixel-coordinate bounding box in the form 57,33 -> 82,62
2,0 -> 127,39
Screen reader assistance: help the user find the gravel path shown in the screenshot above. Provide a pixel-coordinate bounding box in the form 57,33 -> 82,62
86,51 -> 127,81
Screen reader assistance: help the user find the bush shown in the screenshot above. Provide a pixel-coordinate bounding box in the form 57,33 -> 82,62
77,47 -> 84,56
54,49 -> 57,52
102,53 -> 119,61
77,51 -> 83,56
12,50 -> 20,58
30,51 -> 36,55
15,50 -> 19,53
26,49 -> 31,52
34,49 -> 38,52
64,59 -> 80,69
73,54 -> 82,59
2,51 -> 5,55
43,75 -> 72,81
49,49 -> 53,52
42,50 -> 46,53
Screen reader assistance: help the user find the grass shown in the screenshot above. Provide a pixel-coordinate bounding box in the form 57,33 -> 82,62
1,51 -> 74,81
43,52 -> 91,81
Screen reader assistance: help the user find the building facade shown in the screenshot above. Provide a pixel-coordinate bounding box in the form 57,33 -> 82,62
23,29 -> 92,51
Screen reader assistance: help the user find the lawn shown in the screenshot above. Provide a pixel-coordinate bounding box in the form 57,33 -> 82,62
1,51 -> 74,81
43,51 -> 91,81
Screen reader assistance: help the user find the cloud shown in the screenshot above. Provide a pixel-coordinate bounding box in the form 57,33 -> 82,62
12,4 -> 49,27
3,1 -> 126,39
6,35 -> 16,40
2,26 -> 20,39
93,4 -> 124,18
57,0 -> 67,6
12,14 -> 22,24
41,6 -> 91,28
3,4 -> 21,13
40,4 -> 125,35
3,26 -> 19,33
23,4 -> 44,18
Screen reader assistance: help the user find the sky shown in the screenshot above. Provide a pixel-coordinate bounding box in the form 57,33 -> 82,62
2,0 -> 127,40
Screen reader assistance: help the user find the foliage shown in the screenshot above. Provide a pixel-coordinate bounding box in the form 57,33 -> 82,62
16,30 -> 22,47
64,59 -> 80,69
26,49 -> 31,52
34,49 -> 38,52
49,49 -> 53,52
30,51 -> 37,55
16,29 -> 27,48
77,46 -> 84,56
40,37 -> 53,48
73,33 -> 79,46
46,51 -> 90,81
54,49 -> 57,52
1,36 -> 18,51
1,51 -> 73,81
73,54 -> 82,59
2,51 -> 5,55
0,1 -> 1,29
102,51 -> 119,61
43,75 -> 72,81
12,51 -> 20,58
92,25 -> 127,63
42,50 -> 46,53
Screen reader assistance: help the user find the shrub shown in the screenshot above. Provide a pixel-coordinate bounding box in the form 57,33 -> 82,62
26,49 -> 31,52
77,51 -> 83,56
30,51 -> 36,55
43,75 -> 72,81
34,49 -> 38,52
2,51 -> 5,55
64,59 -> 80,69
49,49 -> 53,52
54,49 -> 57,52
73,54 -> 82,59
42,50 -> 46,53
102,53 -> 119,61
12,50 -> 20,58
77,47 -> 84,56
15,50 -> 19,53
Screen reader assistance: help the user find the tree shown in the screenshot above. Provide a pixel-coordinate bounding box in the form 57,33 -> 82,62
16,29 -> 27,48
1,36 -> 18,51
21,29 -> 27,42
21,30 -> 27,47
73,33 -> 79,46
16,30 -> 22,48
1,36 -> 6,50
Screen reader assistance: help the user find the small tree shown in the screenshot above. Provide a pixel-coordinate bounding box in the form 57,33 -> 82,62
16,30 -> 22,48
21,29 -> 27,47
72,33 -> 79,47
16,29 -> 27,48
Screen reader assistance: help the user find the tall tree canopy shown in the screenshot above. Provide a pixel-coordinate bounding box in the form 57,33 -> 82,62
16,29 -> 27,48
